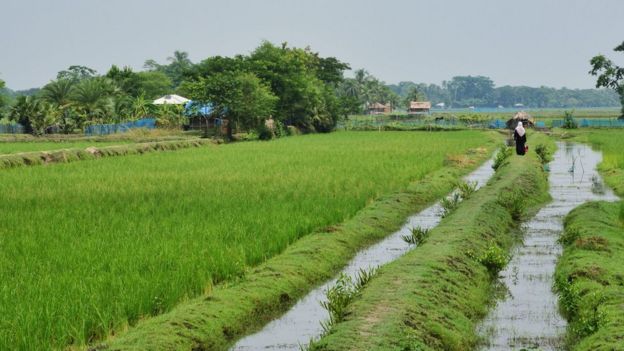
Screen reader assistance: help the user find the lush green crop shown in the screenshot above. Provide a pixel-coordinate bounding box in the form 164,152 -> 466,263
0,131 -> 491,350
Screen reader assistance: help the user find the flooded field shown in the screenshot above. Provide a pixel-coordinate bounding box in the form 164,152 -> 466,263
478,142 -> 619,350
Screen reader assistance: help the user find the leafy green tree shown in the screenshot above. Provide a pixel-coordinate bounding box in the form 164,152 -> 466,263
144,50 -> 193,87
184,71 -> 277,139
57,65 -> 97,83
135,71 -> 172,99
590,41 -> 624,118
0,79 -> 6,117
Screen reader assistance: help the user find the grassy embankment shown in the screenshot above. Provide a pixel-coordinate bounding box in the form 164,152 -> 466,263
0,138 -> 215,169
309,134 -> 552,351
0,131 -> 497,350
554,129 -> 624,350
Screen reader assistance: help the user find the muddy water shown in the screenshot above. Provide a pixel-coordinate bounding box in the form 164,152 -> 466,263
231,159 -> 495,350
478,142 -> 619,351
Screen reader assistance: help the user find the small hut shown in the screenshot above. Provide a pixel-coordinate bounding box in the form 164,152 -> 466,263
367,102 -> 392,115
407,101 -> 431,115
506,111 -> 535,130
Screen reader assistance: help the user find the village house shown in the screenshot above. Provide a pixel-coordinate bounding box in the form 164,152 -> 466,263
407,101 -> 431,115
367,102 -> 392,115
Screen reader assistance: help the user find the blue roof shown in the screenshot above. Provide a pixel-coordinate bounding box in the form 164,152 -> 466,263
185,101 -> 214,116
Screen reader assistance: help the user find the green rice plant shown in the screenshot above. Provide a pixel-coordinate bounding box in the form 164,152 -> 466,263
320,268 -> 377,333
492,144 -> 512,171
457,180 -> 478,199
619,201 -> 624,222
440,192 -> 461,217
0,131 -> 491,350
401,226 -> 430,246
477,242 -> 510,276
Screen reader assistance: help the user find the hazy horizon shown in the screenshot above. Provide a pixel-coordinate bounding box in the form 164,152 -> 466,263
2,0 -> 624,90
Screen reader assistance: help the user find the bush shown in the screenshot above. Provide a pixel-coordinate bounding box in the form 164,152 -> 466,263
497,189 -> 526,220
477,243 -> 510,275
492,145 -> 512,171
535,143 -> 552,164
562,110 -> 578,129
256,124 -> 274,140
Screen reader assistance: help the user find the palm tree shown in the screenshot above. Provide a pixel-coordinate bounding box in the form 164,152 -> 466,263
72,78 -> 115,124
41,79 -> 75,108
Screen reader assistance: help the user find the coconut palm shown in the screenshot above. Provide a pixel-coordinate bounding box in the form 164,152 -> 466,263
41,79 -> 75,108
72,78 -> 116,124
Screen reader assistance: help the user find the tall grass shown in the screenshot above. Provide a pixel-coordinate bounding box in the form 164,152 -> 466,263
0,131 -> 490,350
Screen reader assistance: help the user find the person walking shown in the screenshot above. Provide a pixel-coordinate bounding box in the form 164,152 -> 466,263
514,121 -> 527,155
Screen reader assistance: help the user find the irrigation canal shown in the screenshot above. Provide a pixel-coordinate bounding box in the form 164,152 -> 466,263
231,158 -> 496,350
477,142 -> 619,350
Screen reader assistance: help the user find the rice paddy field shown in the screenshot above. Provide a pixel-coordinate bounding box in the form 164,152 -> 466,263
0,131 -> 492,350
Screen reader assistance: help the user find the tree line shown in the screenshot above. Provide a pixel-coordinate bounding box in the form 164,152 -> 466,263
388,76 -> 620,109
0,42 -> 353,136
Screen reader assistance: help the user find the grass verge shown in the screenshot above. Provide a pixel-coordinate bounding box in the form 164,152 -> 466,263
0,138 -> 215,170
90,137 -> 498,351
309,135 -> 550,350
554,201 -> 624,350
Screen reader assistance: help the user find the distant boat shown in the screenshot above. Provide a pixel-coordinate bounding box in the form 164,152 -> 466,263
435,102 -> 445,108
468,106 -> 475,110
514,103 -> 524,108
498,105 -> 504,109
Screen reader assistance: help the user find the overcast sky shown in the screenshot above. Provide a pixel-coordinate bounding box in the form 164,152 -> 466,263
1,0 -> 623,90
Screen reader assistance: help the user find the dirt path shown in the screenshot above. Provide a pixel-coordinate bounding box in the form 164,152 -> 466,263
478,142 -> 619,350
231,160 -> 496,350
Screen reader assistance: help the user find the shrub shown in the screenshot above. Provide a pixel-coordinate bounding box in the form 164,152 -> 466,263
492,145 -> 512,171
535,143 -> 552,164
497,189 -> 526,220
562,110 -> 578,129
401,226 -> 430,246
477,243 -> 510,275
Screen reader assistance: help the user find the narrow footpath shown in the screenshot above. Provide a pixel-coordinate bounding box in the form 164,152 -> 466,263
478,142 -> 619,350
231,160 -> 496,350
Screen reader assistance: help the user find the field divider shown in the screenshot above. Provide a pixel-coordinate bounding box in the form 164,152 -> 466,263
555,201 -> 624,350
90,140 -> 498,351
0,138 -> 217,170
309,134 -> 551,350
